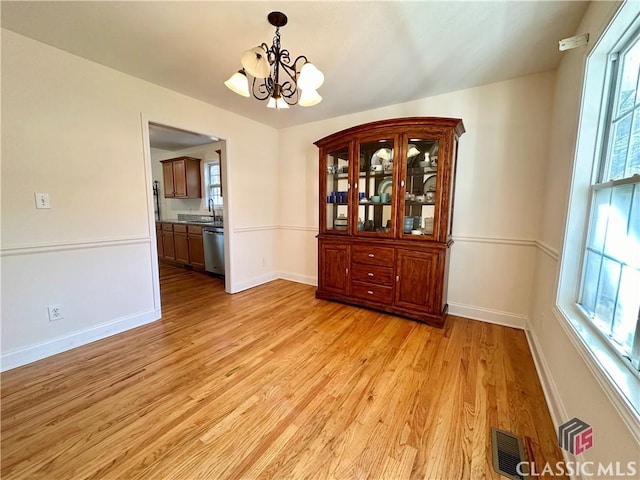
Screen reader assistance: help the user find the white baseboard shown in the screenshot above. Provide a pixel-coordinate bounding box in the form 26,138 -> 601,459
448,301 -> 528,329
524,327 -> 568,429
277,271 -> 318,286
265,276 -> 528,329
230,272 -> 279,293
1,309 -> 161,372
524,327 -> 579,478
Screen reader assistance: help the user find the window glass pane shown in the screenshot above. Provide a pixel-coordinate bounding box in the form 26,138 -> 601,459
627,110 -> 640,177
617,39 -> 640,115
208,163 -> 221,186
594,258 -> 621,334
205,162 -> 223,208
603,184 -> 633,261
582,250 -> 603,314
588,188 -> 611,252
630,185 -> 640,268
607,113 -> 632,181
612,266 -> 640,354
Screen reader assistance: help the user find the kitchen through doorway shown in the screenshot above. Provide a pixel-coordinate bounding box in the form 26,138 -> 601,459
143,120 -> 231,306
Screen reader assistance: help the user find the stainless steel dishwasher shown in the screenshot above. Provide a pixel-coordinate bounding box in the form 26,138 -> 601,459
203,226 -> 225,275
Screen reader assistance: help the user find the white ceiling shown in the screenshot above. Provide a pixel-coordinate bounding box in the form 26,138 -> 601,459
1,1 -> 589,129
148,122 -> 219,151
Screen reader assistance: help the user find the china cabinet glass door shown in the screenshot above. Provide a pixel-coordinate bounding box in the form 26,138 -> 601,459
356,138 -> 395,236
401,136 -> 439,238
324,146 -> 350,234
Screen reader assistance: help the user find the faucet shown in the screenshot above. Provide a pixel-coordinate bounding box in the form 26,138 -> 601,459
208,199 -> 223,225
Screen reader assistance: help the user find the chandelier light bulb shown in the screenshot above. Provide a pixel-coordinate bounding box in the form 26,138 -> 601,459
267,96 -> 290,109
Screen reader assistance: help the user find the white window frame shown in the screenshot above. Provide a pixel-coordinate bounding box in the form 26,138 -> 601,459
577,31 -> 640,371
206,161 -> 223,210
557,1 -> 640,438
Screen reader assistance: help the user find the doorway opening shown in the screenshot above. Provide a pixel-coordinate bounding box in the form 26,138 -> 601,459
142,119 -> 231,311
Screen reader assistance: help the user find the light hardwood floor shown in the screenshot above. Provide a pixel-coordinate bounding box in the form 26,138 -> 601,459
1,264 -> 566,479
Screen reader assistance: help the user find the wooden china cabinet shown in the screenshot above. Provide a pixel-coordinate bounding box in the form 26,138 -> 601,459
315,117 -> 465,327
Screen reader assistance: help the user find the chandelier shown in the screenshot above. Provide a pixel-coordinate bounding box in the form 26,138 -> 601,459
224,11 -> 324,109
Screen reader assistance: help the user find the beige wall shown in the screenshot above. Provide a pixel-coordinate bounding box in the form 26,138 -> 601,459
528,0 -> 639,471
1,29 -> 278,367
277,72 -> 556,327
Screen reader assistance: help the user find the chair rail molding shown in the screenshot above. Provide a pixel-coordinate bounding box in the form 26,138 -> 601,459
0,236 -> 151,257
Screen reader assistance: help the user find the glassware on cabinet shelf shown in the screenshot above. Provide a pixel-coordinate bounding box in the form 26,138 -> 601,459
403,137 -> 438,237
357,138 -> 394,234
325,146 -> 350,232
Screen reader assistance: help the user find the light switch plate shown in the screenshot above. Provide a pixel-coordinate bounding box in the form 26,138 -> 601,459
35,193 -> 51,209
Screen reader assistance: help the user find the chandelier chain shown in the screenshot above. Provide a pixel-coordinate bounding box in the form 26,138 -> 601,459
250,26 -> 308,105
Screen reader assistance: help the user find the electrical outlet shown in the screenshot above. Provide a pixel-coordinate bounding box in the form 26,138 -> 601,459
48,304 -> 64,321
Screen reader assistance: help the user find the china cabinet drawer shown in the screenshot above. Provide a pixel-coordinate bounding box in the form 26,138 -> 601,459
351,264 -> 394,286
352,245 -> 394,266
351,281 -> 393,304
173,224 -> 188,233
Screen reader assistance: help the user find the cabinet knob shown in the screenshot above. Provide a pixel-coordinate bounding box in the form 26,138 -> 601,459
354,183 -> 358,189
367,272 -> 374,277
368,253 -> 375,258
396,275 -> 400,282
346,268 -> 349,275
400,180 -> 405,187
367,290 -> 374,295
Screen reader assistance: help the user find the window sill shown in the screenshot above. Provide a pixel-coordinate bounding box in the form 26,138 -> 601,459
554,302 -> 640,441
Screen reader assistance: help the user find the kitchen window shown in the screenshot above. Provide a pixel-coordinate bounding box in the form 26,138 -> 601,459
207,162 -> 223,209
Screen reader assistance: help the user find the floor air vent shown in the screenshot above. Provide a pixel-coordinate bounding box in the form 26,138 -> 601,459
491,427 -> 528,480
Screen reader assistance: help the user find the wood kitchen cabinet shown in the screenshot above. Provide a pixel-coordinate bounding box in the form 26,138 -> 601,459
173,224 -> 190,264
156,223 -> 164,257
157,222 -> 205,271
187,225 -> 205,270
315,117 -> 464,327
161,156 -> 202,198
160,223 -> 175,260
